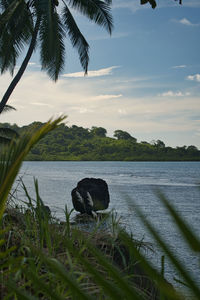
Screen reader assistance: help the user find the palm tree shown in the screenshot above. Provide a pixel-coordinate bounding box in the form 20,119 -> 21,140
0,105 -> 19,144
0,0 -> 113,113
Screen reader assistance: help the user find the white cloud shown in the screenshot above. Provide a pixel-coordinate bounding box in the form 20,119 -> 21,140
118,109 -> 127,115
31,102 -> 53,108
113,0 -> 200,12
79,108 -> 94,114
172,18 -> 199,26
112,0 -> 142,12
172,65 -> 186,69
183,0 -> 200,8
62,66 -> 120,78
1,70 -> 200,148
187,74 -> 200,82
89,32 -> 129,41
177,18 -> 199,26
180,18 -> 193,26
28,62 -> 36,66
159,91 -> 190,97
93,94 -> 122,100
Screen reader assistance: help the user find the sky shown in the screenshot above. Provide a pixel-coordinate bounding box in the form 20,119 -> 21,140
0,0 -> 200,148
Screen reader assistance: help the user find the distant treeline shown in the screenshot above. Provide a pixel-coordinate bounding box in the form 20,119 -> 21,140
0,122 -> 200,161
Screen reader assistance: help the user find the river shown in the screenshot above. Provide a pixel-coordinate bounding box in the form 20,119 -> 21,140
14,161 -> 200,295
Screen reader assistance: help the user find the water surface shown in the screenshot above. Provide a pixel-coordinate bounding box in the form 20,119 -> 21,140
16,161 -> 200,294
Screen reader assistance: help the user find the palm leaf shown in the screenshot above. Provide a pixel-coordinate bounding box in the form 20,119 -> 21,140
0,0 -> 33,74
119,230 -> 183,300
156,191 -> 200,252
23,268 -> 66,300
129,200 -> 200,299
0,0 -> 23,26
0,127 -> 19,137
1,104 -> 16,113
0,116 -> 66,219
66,0 -> 113,34
6,280 -> 38,300
31,249 -> 94,300
62,4 -> 89,74
66,229 -> 145,299
39,6 -> 65,80
0,135 -> 11,144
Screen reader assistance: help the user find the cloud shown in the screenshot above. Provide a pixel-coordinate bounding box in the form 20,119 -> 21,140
70,107 -> 94,114
93,94 -> 122,100
1,70 -> 200,148
187,74 -> 200,82
173,18 -> 199,26
172,18 -> 199,26
159,91 -> 190,97
28,62 -> 36,66
31,102 -> 53,108
118,109 -> 127,115
180,18 -> 193,26
62,66 -> 120,78
89,32 -> 129,41
112,0 -> 142,12
183,0 -> 200,8
113,0 -> 200,12
172,65 -> 186,69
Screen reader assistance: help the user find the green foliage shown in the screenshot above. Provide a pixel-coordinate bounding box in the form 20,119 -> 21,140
141,0 -> 182,9
0,0 -> 113,78
0,105 -> 18,145
91,126 -> 107,138
1,122 -> 199,161
0,116 -> 199,299
114,129 -> 137,142
0,116 -> 65,218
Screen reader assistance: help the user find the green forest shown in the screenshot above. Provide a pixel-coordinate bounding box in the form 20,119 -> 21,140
1,122 -> 199,161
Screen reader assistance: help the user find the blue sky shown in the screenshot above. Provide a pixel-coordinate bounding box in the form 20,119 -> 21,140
1,0 -> 200,148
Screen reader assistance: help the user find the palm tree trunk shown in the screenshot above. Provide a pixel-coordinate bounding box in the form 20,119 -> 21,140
0,17 -> 40,114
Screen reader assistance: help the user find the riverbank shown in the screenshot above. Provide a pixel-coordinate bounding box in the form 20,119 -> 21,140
1,122 -> 200,161
1,204 -> 177,299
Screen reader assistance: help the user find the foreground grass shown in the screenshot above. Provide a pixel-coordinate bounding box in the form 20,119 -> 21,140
0,118 -> 199,299
1,192 -> 174,300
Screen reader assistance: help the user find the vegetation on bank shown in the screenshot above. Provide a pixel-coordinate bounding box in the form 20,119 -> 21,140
1,118 -> 200,299
0,122 -> 199,161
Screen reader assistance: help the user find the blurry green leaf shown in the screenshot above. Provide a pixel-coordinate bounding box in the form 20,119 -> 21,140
130,201 -> 200,299
0,116 -> 66,219
24,268 -> 65,300
6,280 -> 38,300
38,253 -> 93,300
157,191 -> 200,252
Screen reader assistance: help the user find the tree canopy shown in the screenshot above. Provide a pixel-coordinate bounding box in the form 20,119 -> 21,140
114,130 -> 137,142
91,127 -> 107,138
0,122 -> 199,161
0,0 -> 113,113
141,0 -> 182,9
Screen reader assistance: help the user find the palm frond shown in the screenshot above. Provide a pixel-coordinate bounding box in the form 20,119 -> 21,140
66,0 -> 113,34
0,127 -> 19,138
156,191 -> 200,252
1,104 -> 16,113
0,116 -> 66,219
0,135 -> 11,144
0,0 -> 23,25
39,8 -> 65,80
0,0 -> 33,75
62,4 -> 89,73
130,199 -> 200,299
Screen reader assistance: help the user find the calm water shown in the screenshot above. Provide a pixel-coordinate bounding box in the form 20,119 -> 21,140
15,161 -> 200,294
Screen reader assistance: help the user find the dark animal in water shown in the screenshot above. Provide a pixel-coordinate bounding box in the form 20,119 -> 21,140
71,178 -> 110,217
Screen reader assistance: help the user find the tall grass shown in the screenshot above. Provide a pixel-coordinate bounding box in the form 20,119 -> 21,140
0,119 -> 200,299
